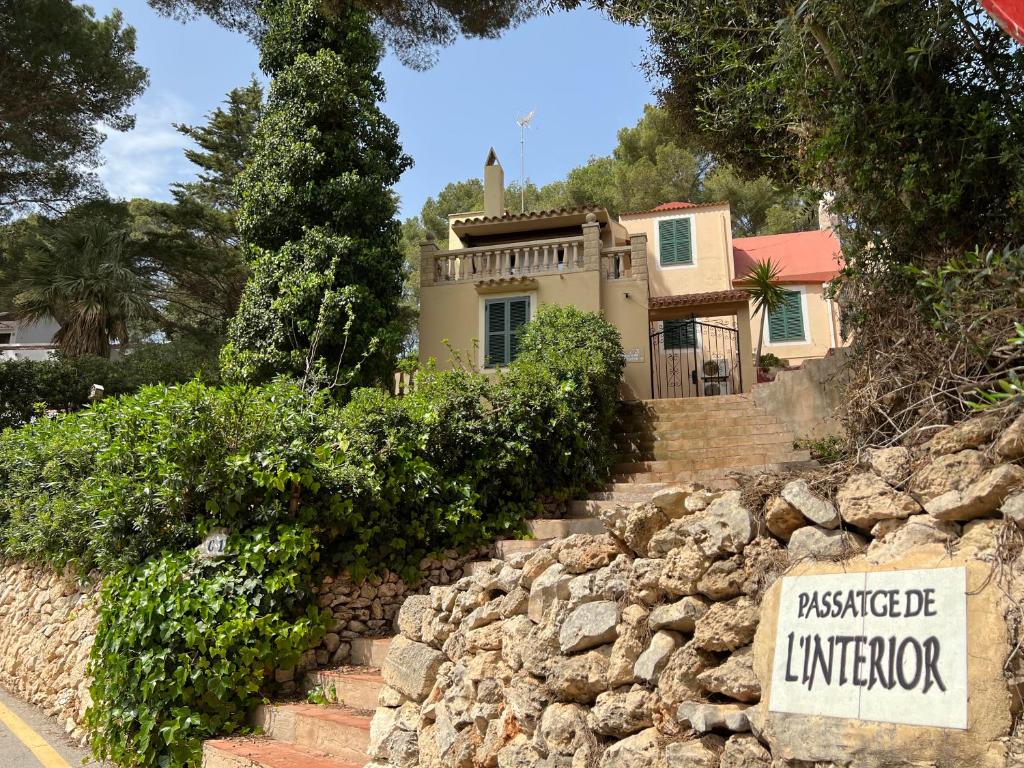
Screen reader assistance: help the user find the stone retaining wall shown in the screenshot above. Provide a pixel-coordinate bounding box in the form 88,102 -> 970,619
0,561 -> 98,743
368,408 -> 1024,767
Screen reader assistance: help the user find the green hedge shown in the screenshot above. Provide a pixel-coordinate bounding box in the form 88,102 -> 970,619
0,304 -> 624,766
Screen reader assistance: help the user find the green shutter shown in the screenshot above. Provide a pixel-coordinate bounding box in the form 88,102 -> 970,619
485,297 -> 530,367
664,319 -> 697,349
768,290 -> 805,342
659,218 -> 693,266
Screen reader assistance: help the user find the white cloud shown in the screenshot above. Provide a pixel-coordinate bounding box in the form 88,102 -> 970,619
96,93 -> 198,201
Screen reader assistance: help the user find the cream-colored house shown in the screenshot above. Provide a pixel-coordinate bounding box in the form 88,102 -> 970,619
418,152 -> 843,400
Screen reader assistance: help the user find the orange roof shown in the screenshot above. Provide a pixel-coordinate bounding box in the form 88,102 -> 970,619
732,229 -> 842,285
620,200 -> 728,217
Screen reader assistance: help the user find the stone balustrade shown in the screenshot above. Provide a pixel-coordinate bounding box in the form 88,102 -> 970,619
431,236 -> 585,283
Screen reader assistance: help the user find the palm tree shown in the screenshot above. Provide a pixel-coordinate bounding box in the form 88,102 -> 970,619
10,219 -> 155,357
743,258 -> 785,370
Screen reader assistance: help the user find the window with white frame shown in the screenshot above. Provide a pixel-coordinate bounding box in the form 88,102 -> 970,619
658,217 -> 694,266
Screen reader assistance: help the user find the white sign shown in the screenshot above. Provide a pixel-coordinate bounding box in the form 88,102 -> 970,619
624,348 -> 643,363
198,529 -> 230,560
769,567 -> 968,729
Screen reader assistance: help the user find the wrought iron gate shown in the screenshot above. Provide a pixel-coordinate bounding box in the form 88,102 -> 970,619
649,318 -> 743,399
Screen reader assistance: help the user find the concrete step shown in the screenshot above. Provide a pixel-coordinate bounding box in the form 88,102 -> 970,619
304,668 -> 384,711
527,518 -> 604,538
350,637 -> 392,668
203,738 -> 359,768
251,704 -> 370,764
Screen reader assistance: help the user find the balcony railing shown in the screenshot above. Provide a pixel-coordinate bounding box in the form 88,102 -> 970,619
601,246 -> 633,280
432,236 -> 585,283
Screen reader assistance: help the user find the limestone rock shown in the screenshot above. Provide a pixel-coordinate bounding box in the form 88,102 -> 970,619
697,556 -> 744,600
382,636 -> 447,702
695,646 -> 760,703
649,596 -> 708,632
396,595 -> 433,642
909,449 -> 990,503
836,472 -> 921,529
925,464 -> 1024,521
608,605 -> 649,688
686,488 -> 723,513
521,551 -> 557,588
764,496 -> 806,541
622,503 -> 671,557
678,701 -> 751,733
692,597 -> 758,652
554,534 -> 625,574
497,740 -> 545,768
1003,492 -> 1024,526
500,587 -> 529,618
995,414 -> 1024,460
650,486 -> 693,517
663,734 -> 726,766
720,734 -> 771,768
528,563 -> 572,623
543,645 -> 611,703
957,518 -> 1003,561
869,518 -> 905,539
659,544 -> 711,597
655,642 -> 716,708
929,414 -> 1002,455
861,446 -> 913,488
588,687 -> 655,737
688,491 -> 757,556
598,727 -> 662,768
740,538 -> 789,599
628,557 -> 665,605
500,615 -> 534,672
559,601 -> 619,653
634,630 -> 682,684
539,703 -> 591,755
787,526 -> 866,561
781,480 -> 839,529
865,515 -> 959,564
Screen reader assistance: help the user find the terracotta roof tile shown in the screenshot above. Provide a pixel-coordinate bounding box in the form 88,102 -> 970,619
620,201 -> 728,217
649,289 -> 750,309
452,205 -> 605,226
732,230 -> 842,285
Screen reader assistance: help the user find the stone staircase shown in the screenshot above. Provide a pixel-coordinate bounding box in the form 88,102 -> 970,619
201,394 -> 811,767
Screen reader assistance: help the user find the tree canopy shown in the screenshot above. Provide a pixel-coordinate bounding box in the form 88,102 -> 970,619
0,0 -> 148,220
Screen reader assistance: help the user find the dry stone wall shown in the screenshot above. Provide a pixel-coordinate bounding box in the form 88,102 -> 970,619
368,409 -> 1024,768
0,560 -> 98,743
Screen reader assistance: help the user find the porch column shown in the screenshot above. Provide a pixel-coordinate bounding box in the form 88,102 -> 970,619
736,302 -> 755,393
420,235 -> 438,288
582,212 -> 601,270
629,233 -> 648,281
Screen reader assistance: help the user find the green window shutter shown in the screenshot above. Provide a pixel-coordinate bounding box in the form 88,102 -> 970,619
485,297 -> 531,367
768,290 -> 805,342
659,218 -> 694,266
663,319 -> 697,349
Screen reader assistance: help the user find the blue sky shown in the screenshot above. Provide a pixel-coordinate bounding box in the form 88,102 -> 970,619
83,2 -> 654,218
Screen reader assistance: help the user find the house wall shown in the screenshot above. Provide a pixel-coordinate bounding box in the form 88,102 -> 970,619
600,276 -> 652,401
750,282 -> 841,366
619,204 -> 734,298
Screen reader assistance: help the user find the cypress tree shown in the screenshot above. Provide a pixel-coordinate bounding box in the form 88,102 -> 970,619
222,0 -> 411,387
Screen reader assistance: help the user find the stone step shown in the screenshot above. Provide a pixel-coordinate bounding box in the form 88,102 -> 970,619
568,499 -> 621,517
615,440 -> 797,463
616,415 -> 785,432
623,395 -> 756,411
465,558 -> 502,576
203,738 -> 360,768
251,704 -> 370,764
613,459 -> 816,485
494,539 -> 547,558
613,449 -> 812,474
304,668 -> 384,712
350,637 -> 392,668
527,518 -> 604,538
614,430 -> 794,449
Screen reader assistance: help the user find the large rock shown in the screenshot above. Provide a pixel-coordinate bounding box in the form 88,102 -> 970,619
602,502 -> 670,557
608,605 -> 648,688
501,615 -> 534,671
382,636 -> 447,702
521,551 -> 556,588
528,563 -> 572,623
861,446 -> 913,488
925,464 -> 1024,521
598,727 -> 662,768
662,735 -> 725,767
655,642 -> 716,708
695,646 -> 760,703
787,526 -> 866,561
719,734 -> 771,768
650,485 -> 696,517
929,414 -> 1002,455
1003,492 -> 1024,526
649,596 -> 708,632
697,557 -> 744,600
692,597 -> 758,652
543,646 -> 611,703
764,496 -> 806,541
658,544 -> 711,597
865,515 -> 959,564
995,414 -> 1024,460
909,449 -> 990,503
538,703 -> 591,755
396,594 -> 433,642
678,701 -> 750,733
588,687 -> 654,737
628,558 -> 665,604
633,629 -> 681,684
554,534 -> 624,574
836,472 -> 921,529
781,480 -> 840,529
688,491 -> 757,556
559,601 -> 619,653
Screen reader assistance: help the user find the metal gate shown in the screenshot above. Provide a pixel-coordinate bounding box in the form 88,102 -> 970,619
649,318 -> 743,399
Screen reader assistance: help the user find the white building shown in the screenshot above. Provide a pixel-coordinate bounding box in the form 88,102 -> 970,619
0,312 -> 60,361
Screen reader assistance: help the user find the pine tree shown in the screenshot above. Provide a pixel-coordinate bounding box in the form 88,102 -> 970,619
221,0 -> 412,387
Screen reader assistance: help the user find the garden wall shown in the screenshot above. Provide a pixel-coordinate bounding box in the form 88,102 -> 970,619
752,349 -> 850,440
0,561 -> 98,743
368,408 -> 1024,767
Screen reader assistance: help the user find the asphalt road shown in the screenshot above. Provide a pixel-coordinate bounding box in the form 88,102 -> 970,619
0,686 -> 96,768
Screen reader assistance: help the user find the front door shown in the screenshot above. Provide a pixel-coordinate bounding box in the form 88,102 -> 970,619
649,318 -> 742,398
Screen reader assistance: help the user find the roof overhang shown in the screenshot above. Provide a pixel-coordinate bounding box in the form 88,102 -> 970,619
451,206 -> 611,238
649,289 -> 751,322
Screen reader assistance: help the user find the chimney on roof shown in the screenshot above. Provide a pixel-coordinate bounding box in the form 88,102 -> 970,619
483,148 -> 505,218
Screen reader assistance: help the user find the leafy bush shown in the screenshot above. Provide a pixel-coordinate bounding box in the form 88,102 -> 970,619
758,353 -> 787,370
0,340 -> 220,430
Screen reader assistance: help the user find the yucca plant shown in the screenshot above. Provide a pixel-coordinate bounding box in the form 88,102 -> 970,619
744,257 -> 785,370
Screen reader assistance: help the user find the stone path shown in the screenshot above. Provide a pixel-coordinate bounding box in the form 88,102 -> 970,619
201,394 -> 813,767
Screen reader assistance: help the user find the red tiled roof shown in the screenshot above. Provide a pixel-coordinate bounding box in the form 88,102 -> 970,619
620,201 -> 728,217
649,289 -> 751,309
732,229 -> 842,285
